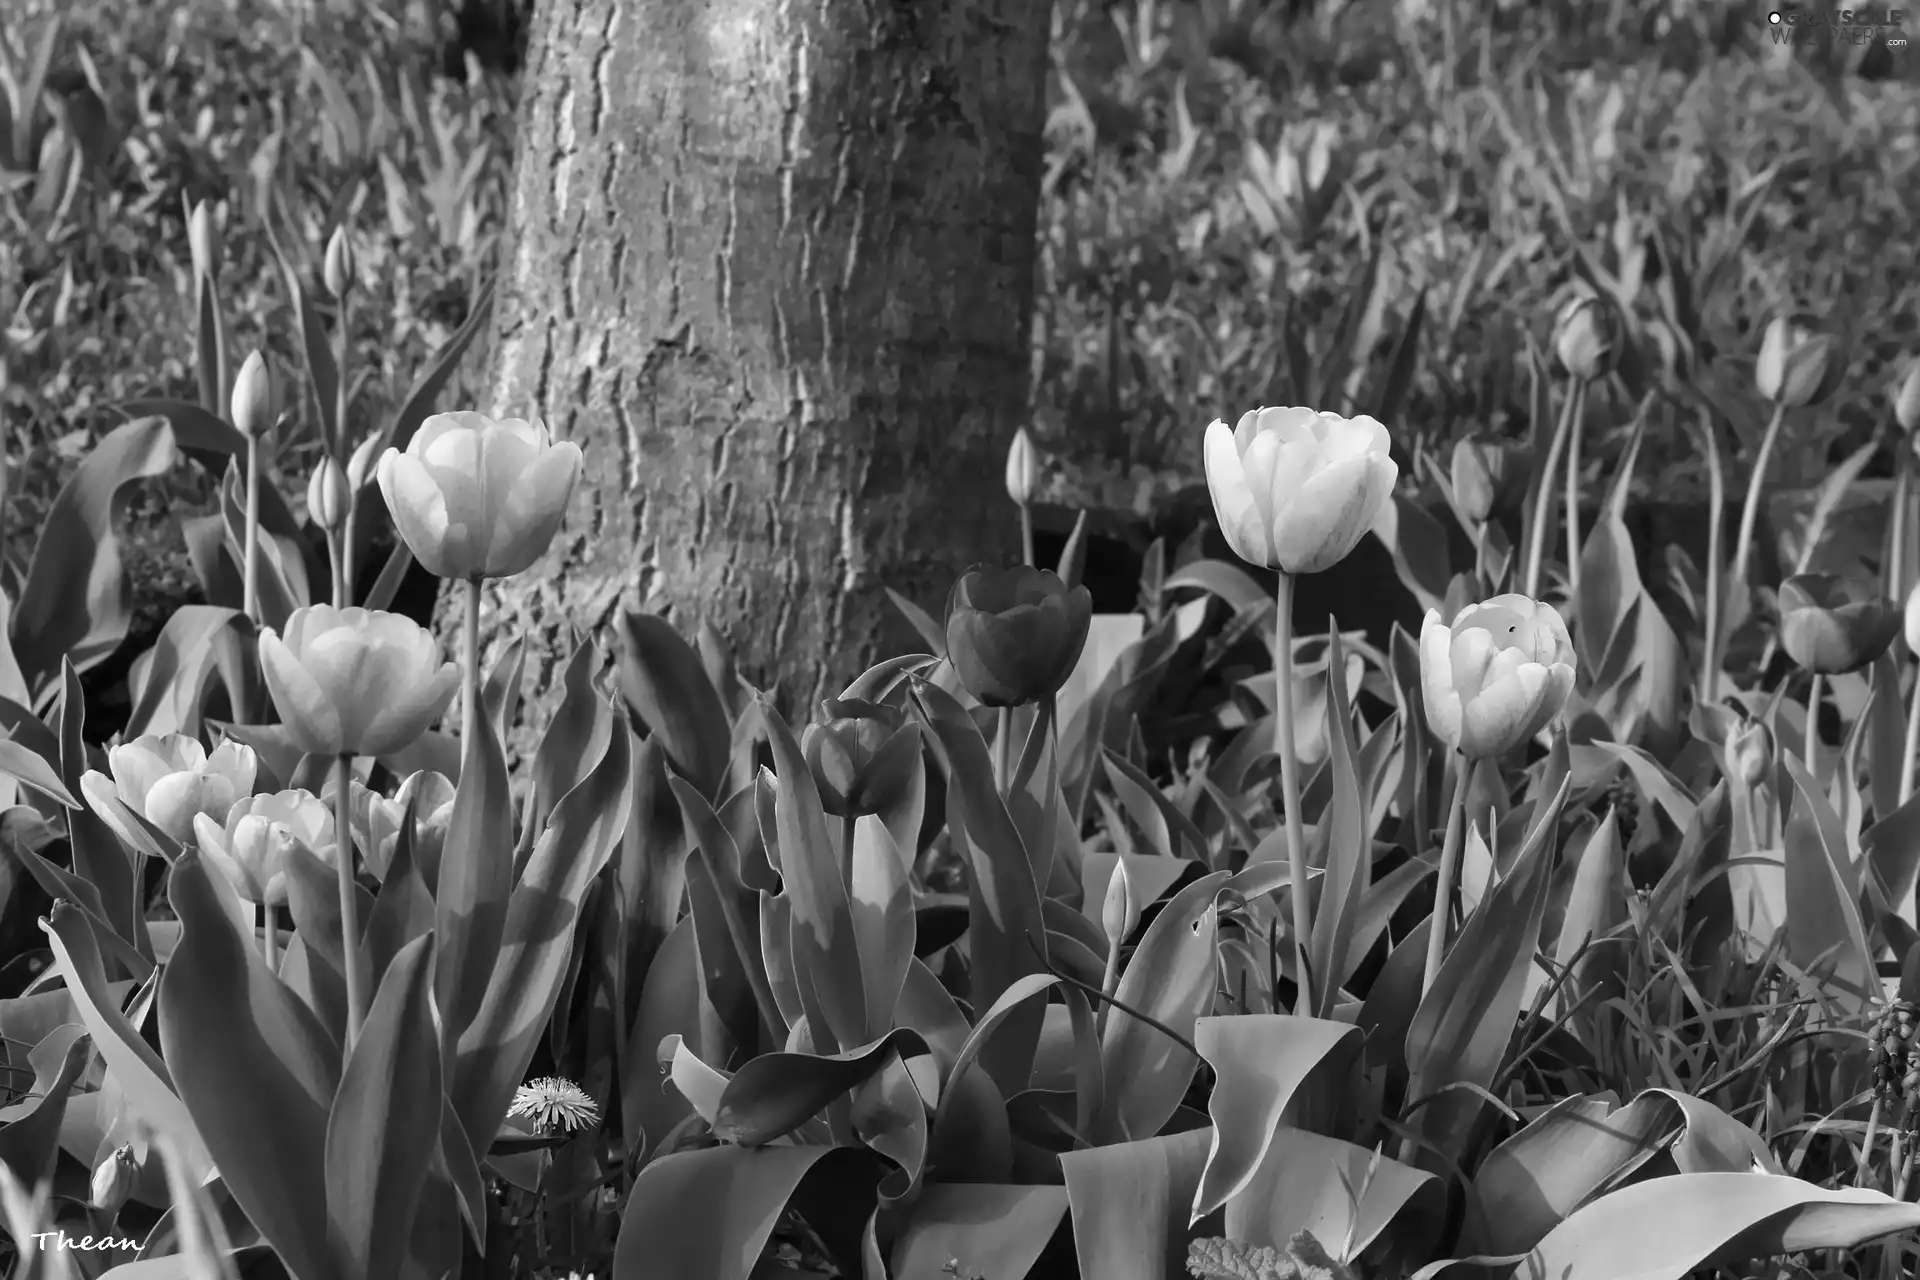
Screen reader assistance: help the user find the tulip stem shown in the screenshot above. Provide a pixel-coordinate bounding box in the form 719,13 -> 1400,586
1695,407 -> 1727,703
1020,502 -> 1035,569
1901,665 -> 1920,808
325,527 -> 346,610
1729,404 -> 1790,625
342,492 -> 359,605
1524,373 -> 1583,600
1422,752 -> 1474,999
261,904 -> 278,975
463,575 -> 483,759
1270,573 -> 1314,1015
1890,455 -> 1912,606
1805,673 -> 1823,781
841,810 -> 858,889
1562,379 -> 1588,603
334,751 -> 368,1049
993,706 -> 1014,794
242,435 -> 261,625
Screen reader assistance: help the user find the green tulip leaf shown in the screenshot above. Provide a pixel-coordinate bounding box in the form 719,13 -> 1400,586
0,1033 -> 89,1188
4,806 -> 151,977
909,676 -> 1050,1092
1190,1014 -> 1361,1221
434,678 -> 517,1051
10,416 -> 178,692
451,710 -> 629,1159
1780,750 -> 1876,1012
324,933 -> 442,1280
617,609 -> 733,800
1060,1127 -> 1215,1280
1309,625 -> 1371,1016
610,1143 -> 844,1280
1519,1173 -> 1920,1279
848,814 -> 915,1042
1094,870 -> 1231,1147
529,639 -> 613,838
1223,1125 -> 1443,1262
120,605 -> 252,740
890,1183 -> 1070,1280
157,853 -> 340,1280
621,916 -> 702,1165
711,1025 -> 930,1147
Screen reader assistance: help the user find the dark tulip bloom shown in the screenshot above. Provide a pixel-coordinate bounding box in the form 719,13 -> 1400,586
943,564 -> 1093,708
1778,573 -> 1900,675
800,698 -> 922,818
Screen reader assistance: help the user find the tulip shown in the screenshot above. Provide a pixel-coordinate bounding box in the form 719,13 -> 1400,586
331,770 -> 457,884
1449,434 -> 1530,526
1898,361 -> 1920,436
374,410 -> 584,582
191,789 -> 337,908
101,734 -> 257,845
323,225 -> 356,301
1552,295 -> 1619,383
944,565 -> 1091,710
231,351 -> 273,439
801,699 -> 922,820
1097,860 -> 1139,1035
1204,405 -> 1397,1015
1777,574 -> 1898,677
231,350 -> 274,622
1756,314 -> 1846,410
1419,595 -> 1577,760
1203,406 -> 1398,576
257,605 -> 459,758
186,199 -> 222,284
1724,716 -> 1774,791
1006,427 -> 1042,566
346,432 -> 382,492
90,1144 -> 137,1215
308,456 -> 349,537
1418,593 -> 1576,997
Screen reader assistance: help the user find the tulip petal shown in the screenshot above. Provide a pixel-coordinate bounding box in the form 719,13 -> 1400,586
1419,611 -> 1464,754
258,630 -> 346,756
379,451 -> 461,579
362,662 -> 461,757
1271,453 -> 1396,575
489,441 -> 582,577
1204,420 -> 1272,567
1460,662 -> 1550,759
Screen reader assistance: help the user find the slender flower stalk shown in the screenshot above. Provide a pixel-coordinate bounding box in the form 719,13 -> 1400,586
1805,674 -> 1823,781
463,575 -> 483,756
1692,408 -> 1728,702
1423,753 -> 1474,997
334,751 -> 368,1046
1272,574 -> 1314,1013
1890,455 -> 1912,607
1561,380 -> 1589,600
261,903 -> 278,973
242,435 -> 262,623
1729,403 -> 1790,610
1903,673 -> 1920,808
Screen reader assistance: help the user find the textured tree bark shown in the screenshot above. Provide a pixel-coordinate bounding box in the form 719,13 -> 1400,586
461,0 -> 1050,760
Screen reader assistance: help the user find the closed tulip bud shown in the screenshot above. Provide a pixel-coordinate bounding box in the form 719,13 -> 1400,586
187,200 -> 222,282
1895,361 -> 1920,435
191,788 -> 337,906
1724,717 -> 1773,790
945,564 -> 1092,708
1777,573 -> 1900,675
91,1144 -> 137,1214
345,431 -> 382,492
1756,314 -> 1847,409
1102,861 -> 1140,946
1908,582 -> 1920,653
1203,406 -> 1399,575
96,733 -> 257,844
307,455 -> 350,535
328,769 -> 455,882
231,350 -> 273,438
1449,434 -> 1531,524
800,698 -> 923,818
1005,428 -> 1041,507
1419,594 -> 1576,759
323,225 -> 356,300
375,411 -> 584,580
257,605 -> 460,757
1552,295 -> 1618,382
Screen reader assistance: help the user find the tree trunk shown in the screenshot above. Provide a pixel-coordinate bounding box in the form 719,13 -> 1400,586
461,0 -> 1050,760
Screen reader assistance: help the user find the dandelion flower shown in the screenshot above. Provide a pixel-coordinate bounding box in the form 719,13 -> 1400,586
508,1076 -> 600,1133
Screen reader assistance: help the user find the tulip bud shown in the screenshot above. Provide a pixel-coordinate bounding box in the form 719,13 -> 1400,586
800,698 -> 922,818
1552,295 -> 1618,382
1005,428 -> 1041,507
1102,862 -> 1140,946
1449,434 -> 1531,524
231,350 -> 273,438
1724,718 -> 1773,790
323,226 -> 356,300
1895,361 -> 1920,436
308,455 -> 350,536
1756,314 -> 1846,409
91,1144 -> 137,1214
345,431 -> 382,492
187,200 -> 222,283
1419,594 -> 1577,759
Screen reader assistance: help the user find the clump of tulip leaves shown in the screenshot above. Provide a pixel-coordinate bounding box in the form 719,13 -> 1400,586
5,224 -> 1920,1280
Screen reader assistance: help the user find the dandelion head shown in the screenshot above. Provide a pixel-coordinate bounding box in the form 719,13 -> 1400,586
508,1076 -> 600,1134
